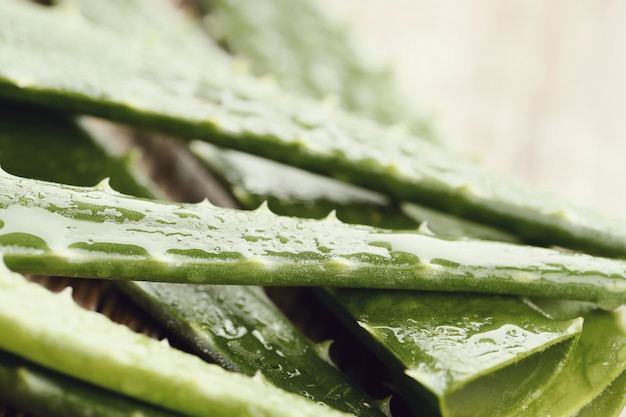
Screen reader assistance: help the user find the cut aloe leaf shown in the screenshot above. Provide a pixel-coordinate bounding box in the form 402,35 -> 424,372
576,367 -> 626,417
0,349 -> 182,417
0,100 -> 385,416
0,100 -> 159,198
324,289 -> 582,417
0,265 -> 352,417
1,169 -> 625,304
190,141 -> 518,241
191,142 -> 613,416
200,0 -> 436,138
192,128 -> 626,416
519,308 -> 626,416
54,0 -> 230,67
121,281 -> 387,417
2,0 -> 626,257
189,141 -> 420,230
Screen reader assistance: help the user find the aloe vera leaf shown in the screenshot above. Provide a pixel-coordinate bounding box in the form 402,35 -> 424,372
0,101 -> 160,198
192,146 -> 622,417
190,135 -> 605,416
0,101 -> 386,416
55,0 -> 231,67
190,141 -> 519,241
576,367 -> 626,417
1,1 -> 625,257
0,265 -> 352,417
519,308 -> 626,416
1,170 -> 625,304
189,141 -> 420,230
324,289 -> 582,417
0,349 -> 183,417
200,0 -> 436,138
120,282 -> 387,417
190,132 -> 585,416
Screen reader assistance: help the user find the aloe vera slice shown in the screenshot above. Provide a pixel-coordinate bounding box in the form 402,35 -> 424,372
1,0 -> 625,257
519,308 -> 626,416
0,349 -> 182,417
0,170 -> 625,304
324,289 -> 582,417
0,101 -> 386,416
200,0 -> 436,138
0,265 -> 351,417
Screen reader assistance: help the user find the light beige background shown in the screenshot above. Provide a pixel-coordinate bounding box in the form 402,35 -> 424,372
343,0 -> 626,221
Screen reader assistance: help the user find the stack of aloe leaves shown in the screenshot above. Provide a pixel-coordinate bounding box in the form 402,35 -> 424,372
0,1 -> 624,417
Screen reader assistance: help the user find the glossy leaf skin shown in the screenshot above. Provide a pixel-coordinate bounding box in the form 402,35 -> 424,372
121,281 -> 387,417
191,138 -> 623,416
0,349 -> 183,417
1,170 -> 626,304
520,308 -> 626,416
0,268 -> 351,417
201,0 -> 436,138
576,367 -> 626,417
190,141 -> 519,240
0,101 -> 385,417
2,1 -> 626,258
324,289 -> 581,417
0,167 -> 626,305
0,100 -> 159,198
190,141 -> 420,231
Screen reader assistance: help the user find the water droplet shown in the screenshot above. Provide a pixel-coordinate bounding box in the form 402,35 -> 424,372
288,369 -> 302,379
372,325 -> 405,343
252,329 -> 273,350
216,319 -> 247,339
269,363 -> 283,372
299,390 -> 314,400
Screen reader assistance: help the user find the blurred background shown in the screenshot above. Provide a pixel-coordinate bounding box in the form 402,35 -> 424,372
342,0 -> 626,220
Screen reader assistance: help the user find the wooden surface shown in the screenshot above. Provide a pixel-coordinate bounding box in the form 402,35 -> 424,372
343,0 -> 626,221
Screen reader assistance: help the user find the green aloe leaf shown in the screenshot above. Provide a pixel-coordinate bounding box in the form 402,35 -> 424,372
1,170 -> 626,304
190,141 -> 519,241
0,101 -> 159,198
0,266 -> 350,417
121,282 -> 387,416
325,290 -> 582,417
0,101 -> 386,416
2,0 -> 626,257
189,141 -> 420,231
53,0 -> 230,67
0,349 -> 183,417
519,307 -> 626,416
200,0 -> 436,138
190,138 -> 623,416
576,366 -> 626,417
